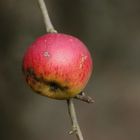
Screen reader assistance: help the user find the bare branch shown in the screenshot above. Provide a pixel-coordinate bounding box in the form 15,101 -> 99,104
38,0 -> 57,33
67,99 -> 84,140
38,1 -> 85,140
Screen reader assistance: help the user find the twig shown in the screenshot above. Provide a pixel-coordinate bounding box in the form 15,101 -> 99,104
38,0 -> 57,33
38,0 -> 85,139
67,99 -> 84,140
75,92 -> 94,103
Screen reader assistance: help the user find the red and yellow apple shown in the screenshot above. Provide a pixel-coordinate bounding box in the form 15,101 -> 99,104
22,33 -> 93,99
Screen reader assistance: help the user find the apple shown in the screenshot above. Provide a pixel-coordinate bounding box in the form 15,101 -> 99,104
22,33 -> 93,99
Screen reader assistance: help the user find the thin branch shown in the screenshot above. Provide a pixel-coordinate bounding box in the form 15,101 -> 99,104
38,0 -> 84,140
38,0 -> 57,33
67,99 -> 84,140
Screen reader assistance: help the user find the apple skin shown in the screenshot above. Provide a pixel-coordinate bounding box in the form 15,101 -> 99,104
22,33 -> 93,99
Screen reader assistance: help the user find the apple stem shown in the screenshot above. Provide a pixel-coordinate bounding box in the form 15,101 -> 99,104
38,0 -> 84,139
38,0 -> 57,33
67,99 -> 84,140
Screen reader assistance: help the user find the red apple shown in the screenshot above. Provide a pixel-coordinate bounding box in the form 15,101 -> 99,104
22,33 -> 93,99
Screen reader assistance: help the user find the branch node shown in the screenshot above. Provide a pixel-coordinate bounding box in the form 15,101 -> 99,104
69,126 -> 77,135
48,29 -> 57,33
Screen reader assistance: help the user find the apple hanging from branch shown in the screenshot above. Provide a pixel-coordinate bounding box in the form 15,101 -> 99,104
22,33 -> 93,100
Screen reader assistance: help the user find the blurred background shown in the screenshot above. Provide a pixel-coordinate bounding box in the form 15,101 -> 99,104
0,0 -> 140,140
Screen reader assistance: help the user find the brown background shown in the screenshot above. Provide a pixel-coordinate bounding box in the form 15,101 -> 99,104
0,0 -> 140,140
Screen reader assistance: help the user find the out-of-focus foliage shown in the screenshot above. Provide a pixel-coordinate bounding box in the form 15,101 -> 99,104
0,0 -> 140,140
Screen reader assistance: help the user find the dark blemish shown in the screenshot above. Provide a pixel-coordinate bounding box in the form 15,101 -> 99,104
24,68 -> 69,92
48,82 -> 59,91
24,68 -> 40,82
47,81 -> 68,92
